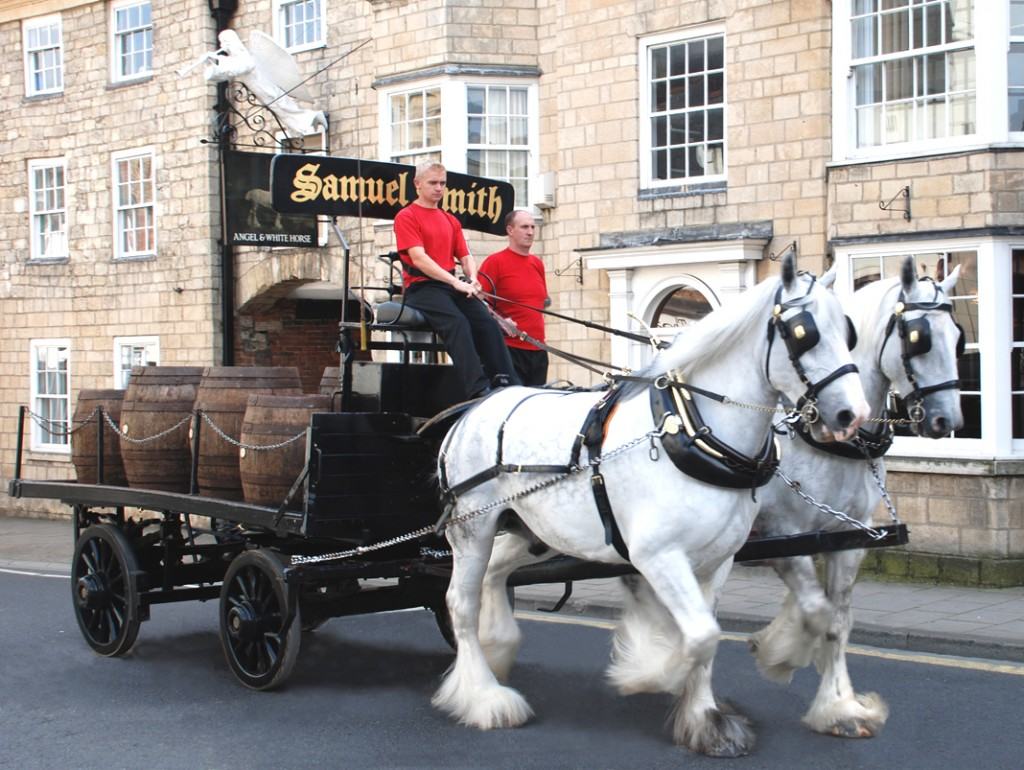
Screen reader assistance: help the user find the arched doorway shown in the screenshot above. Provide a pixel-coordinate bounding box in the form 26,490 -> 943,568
651,284 -> 715,331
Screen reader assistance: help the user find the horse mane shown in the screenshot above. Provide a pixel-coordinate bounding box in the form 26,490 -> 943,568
631,273 -> 783,387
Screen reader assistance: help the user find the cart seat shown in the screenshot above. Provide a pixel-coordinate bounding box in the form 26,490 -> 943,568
374,300 -> 432,331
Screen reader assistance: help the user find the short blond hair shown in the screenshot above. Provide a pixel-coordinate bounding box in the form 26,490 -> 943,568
414,161 -> 446,181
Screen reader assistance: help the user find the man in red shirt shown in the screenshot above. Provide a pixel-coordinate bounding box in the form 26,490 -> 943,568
393,162 -> 519,399
480,210 -> 549,386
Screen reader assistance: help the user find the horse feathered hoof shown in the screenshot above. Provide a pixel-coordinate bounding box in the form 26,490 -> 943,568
803,691 -> 889,739
675,702 -> 756,757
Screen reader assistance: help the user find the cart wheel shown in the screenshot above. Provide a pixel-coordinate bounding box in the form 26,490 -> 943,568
219,549 -> 300,690
432,601 -> 456,650
71,524 -> 142,657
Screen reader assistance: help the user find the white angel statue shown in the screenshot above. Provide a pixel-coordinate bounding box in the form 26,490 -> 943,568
196,29 -> 327,139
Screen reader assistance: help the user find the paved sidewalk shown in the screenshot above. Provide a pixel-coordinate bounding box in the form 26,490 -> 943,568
3,515 -> 1022,662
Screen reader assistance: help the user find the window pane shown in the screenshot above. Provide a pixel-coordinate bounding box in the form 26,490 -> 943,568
652,81 -> 666,112
707,108 -> 723,141
707,36 -> 724,69
669,44 -> 686,76
669,78 -> 686,110
853,16 -> 877,57
1013,250 -> 1024,341
852,256 -> 882,290
652,47 -> 666,79
653,149 -> 667,179
687,75 -> 704,107
426,88 -> 441,116
510,117 -> 528,145
669,114 -> 685,144
468,116 -> 483,144
855,64 -> 882,105
880,9 -> 910,54
671,147 -> 687,177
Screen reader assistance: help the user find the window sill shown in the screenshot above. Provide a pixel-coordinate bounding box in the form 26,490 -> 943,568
27,257 -> 69,265
23,91 -> 63,103
885,455 -> 1024,477
107,74 -> 154,90
25,449 -> 72,461
829,141 -> 1024,169
638,182 -> 727,200
113,254 -> 156,263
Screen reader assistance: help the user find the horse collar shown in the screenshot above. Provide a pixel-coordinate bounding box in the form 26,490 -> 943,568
651,373 -> 780,490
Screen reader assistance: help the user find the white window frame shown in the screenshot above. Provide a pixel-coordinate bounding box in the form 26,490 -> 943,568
272,0 -> 325,53
113,336 -> 159,388
111,147 -> 157,260
29,339 -> 71,454
23,14 -> 63,97
832,1 -> 1021,162
638,24 -> 727,190
833,236 -> 1024,460
109,0 -> 154,83
1010,0 -> 1024,138
377,77 -> 540,211
28,157 -> 68,261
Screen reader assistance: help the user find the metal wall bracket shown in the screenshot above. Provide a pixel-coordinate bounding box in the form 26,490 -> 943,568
768,240 -> 797,261
555,255 -> 584,285
879,185 -> 911,221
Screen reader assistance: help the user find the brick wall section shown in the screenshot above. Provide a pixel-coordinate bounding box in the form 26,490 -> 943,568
1,1 -> 220,516
234,301 -> 340,394
883,468 -> 1024,560
828,150 -> 1023,239
532,0 -> 833,383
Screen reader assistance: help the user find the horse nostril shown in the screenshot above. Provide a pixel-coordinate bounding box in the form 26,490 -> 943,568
836,409 -> 854,428
932,416 -> 949,436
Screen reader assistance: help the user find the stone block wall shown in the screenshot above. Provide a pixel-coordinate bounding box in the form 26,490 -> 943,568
1,0 -> 220,516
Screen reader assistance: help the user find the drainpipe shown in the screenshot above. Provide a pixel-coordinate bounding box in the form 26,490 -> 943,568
209,0 -> 238,364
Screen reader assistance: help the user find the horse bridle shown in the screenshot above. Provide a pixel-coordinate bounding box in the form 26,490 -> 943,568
765,273 -> 860,424
878,280 -> 965,420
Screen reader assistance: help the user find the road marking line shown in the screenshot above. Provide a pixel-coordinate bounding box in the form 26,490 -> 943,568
516,610 -> 1024,676
0,567 -> 69,579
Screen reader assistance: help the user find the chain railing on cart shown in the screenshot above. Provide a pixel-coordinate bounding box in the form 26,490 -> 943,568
26,404 -> 307,453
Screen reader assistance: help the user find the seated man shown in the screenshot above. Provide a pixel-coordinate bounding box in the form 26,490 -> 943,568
393,161 -> 520,399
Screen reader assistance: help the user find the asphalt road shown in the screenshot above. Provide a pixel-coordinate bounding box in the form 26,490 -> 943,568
1,568 -> 1022,770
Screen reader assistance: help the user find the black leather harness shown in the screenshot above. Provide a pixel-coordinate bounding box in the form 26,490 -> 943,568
437,274 -> 857,564
650,377 -> 780,489
792,420 -> 893,460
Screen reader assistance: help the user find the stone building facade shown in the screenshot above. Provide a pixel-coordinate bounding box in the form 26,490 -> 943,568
1,0 -> 1021,583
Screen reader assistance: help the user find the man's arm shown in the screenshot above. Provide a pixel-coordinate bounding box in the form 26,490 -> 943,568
407,246 -> 477,296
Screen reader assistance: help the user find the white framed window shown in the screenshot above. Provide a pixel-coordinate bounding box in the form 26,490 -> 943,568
638,26 -> 726,189
111,148 -> 156,259
28,158 -> 67,260
379,78 -> 540,209
110,0 -> 153,82
273,0 -> 325,53
834,238 -> 1024,459
23,15 -> 63,96
29,339 -> 71,453
114,336 -> 159,388
832,1 -> 1024,160
467,85 -> 531,204
387,86 -> 443,167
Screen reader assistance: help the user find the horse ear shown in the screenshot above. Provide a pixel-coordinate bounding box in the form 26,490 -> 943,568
781,252 -> 797,289
820,266 -> 837,290
900,256 -> 916,294
939,264 -> 962,296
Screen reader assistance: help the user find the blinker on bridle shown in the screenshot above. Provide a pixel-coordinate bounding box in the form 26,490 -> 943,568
878,279 -> 965,420
765,273 -> 860,425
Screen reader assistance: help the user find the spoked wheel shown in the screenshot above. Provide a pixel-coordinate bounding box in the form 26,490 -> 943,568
219,549 -> 300,690
71,524 -> 142,657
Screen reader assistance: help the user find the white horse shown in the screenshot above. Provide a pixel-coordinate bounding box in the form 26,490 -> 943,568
433,254 -> 869,756
606,257 -> 963,741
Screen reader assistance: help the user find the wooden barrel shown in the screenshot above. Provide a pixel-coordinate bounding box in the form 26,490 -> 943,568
193,366 -> 303,500
71,390 -> 128,486
120,367 -> 205,492
319,366 -> 340,397
239,394 -> 331,508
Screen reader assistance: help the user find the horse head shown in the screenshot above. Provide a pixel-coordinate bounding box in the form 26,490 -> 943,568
876,256 -> 964,438
766,253 -> 869,443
